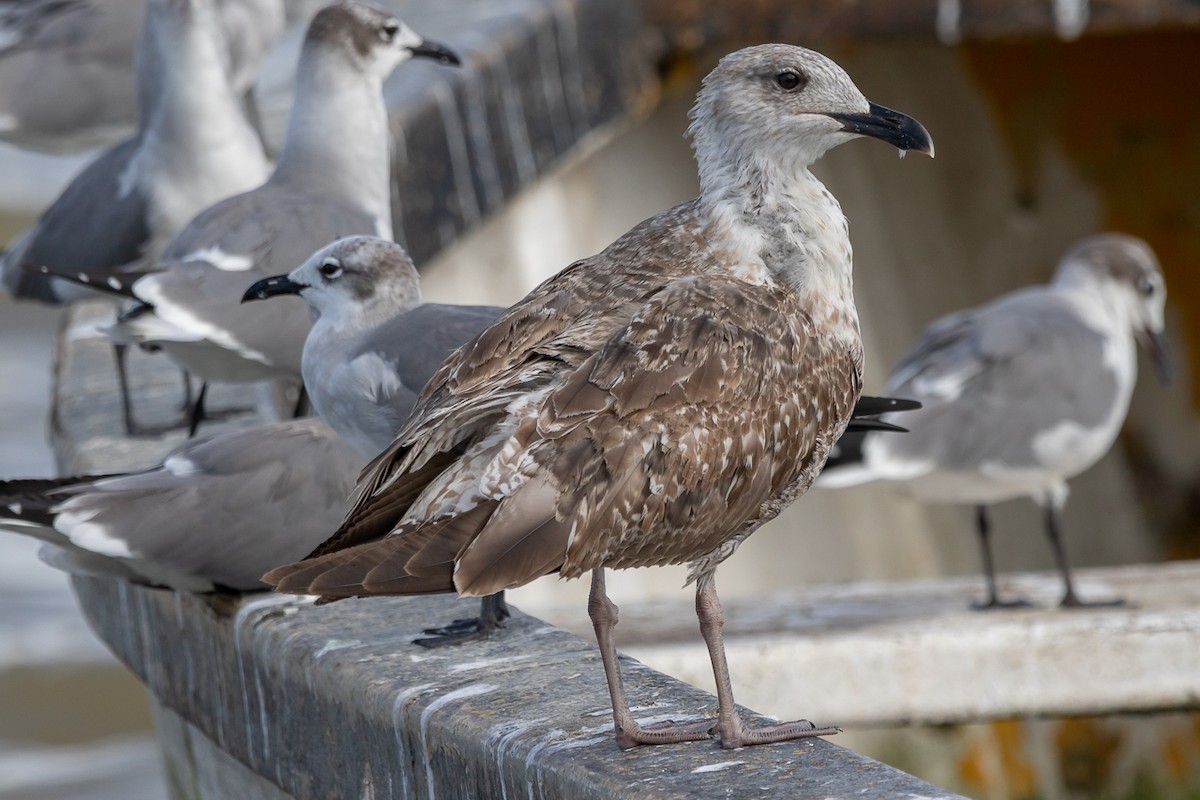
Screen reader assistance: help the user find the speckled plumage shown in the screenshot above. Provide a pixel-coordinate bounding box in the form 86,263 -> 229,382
267,43 -> 932,749
275,198 -> 861,599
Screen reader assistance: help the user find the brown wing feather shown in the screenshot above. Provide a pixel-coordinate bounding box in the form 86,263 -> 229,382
452,475 -> 568,596
304,445 -> 468,559
304,539 -> 455,597
401,502 -> 499,577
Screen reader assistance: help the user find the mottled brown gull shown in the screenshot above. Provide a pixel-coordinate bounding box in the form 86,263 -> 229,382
266,44 -> 933,749
820,234 -> 1172,609
243,236 -> 922,645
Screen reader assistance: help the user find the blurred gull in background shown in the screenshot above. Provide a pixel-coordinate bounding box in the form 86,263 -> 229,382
0,0 -> 289,153
2,0 -> 272,432
91,2 -> 460,433
820,233 -> 1172,609
0,417 -> 360,591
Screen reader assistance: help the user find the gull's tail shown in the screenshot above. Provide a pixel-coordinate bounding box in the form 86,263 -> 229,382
0,477 -> 81,542
28,264 -> 143,301
817,429 -> 879,488
819,395 -> 921,489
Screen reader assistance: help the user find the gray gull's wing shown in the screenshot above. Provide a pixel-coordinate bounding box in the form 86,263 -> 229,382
1,417 -> 360,592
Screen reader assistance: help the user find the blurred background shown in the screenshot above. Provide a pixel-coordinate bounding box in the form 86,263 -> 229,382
2,0 -> 1199,798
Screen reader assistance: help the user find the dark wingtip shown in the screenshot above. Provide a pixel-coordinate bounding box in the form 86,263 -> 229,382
845,418 -> 909,434
853,396 -> 922,416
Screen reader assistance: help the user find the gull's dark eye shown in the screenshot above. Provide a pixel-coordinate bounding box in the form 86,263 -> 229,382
1136,276 -> 1157,297
380,20 -> 399,42
775,70 -> 805,92
319,259 -> 343,279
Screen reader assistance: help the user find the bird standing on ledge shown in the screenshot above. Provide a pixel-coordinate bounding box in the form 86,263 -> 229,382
266,44 -> 934,750
819,234 -> 1171,609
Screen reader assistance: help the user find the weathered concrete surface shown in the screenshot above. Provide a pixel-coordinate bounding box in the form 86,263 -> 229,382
72,577 -> 964,799
532,561 -> 1200,728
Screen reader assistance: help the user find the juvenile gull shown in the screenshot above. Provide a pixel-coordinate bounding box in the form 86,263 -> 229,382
265,45 -> 933,748
0,0 -> 287,152
98,1 -> 460,430
0,418 -> 360,592
243,236 -> 922,644
820,234 -> 1172,608
243,238 -> 922,459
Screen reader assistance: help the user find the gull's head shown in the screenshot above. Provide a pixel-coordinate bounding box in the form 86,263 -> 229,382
241,236 -> 423,323
688,44 -> 933,184
304,1 -> 460,79
1059,233 -> 1173,384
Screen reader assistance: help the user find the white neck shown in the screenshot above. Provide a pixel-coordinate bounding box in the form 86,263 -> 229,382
272,46 -> 394,239
699,153 -> 859,343
134,1 -> 270,241
1053,265 -> 1135,338
309,294 -> 412,343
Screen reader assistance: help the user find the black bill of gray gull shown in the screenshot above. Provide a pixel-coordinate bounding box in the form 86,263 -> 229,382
243,237 -> 921,646
819,233 -> 1172,609
265,44 -> 933,749
0,417 -> 360,592
92,1 -> 460,433
244,236 -> 508,645
0,0 -> 286,153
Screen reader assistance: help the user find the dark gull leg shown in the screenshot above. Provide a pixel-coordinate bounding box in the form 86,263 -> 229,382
180,370 -> 195,412
589,568 -> 716,749
1044,503 -> 1123,608
695,572 -> 839,749
113,343 -> 139,435
970,505 -> 1032,610
292,384 -> 311,418
187,382 -> 210,438
413,591 -> 510,648
115,346 -> 208,436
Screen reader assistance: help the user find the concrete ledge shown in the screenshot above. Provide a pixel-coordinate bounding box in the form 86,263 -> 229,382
72,577 -> 964,799
534,561 -> 1200,728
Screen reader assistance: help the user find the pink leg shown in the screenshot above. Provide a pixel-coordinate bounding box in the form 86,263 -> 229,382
587,569 -> 717,749
694,571 -> 840,749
